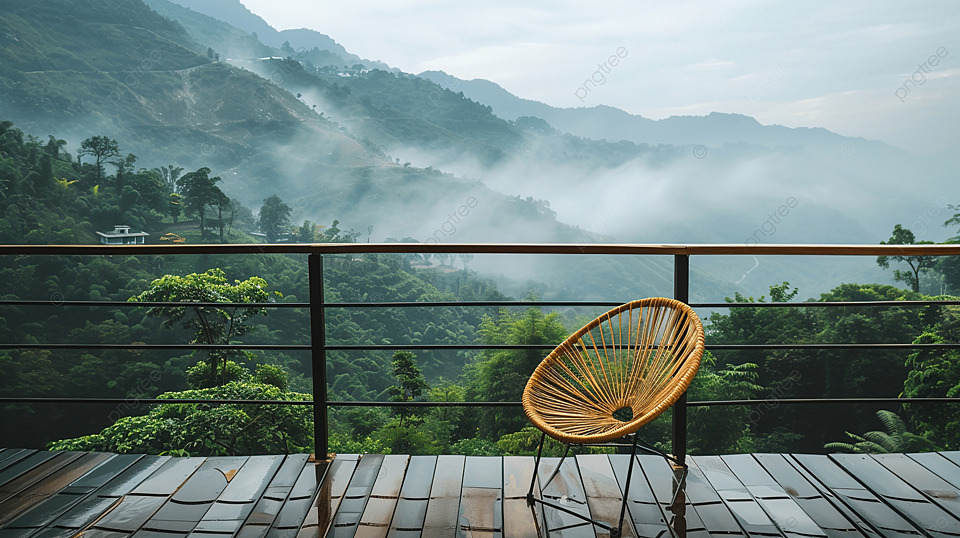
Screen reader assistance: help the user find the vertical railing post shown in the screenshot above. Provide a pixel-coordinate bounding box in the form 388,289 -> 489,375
673,254 -> 690,467
309,253 -> 328,460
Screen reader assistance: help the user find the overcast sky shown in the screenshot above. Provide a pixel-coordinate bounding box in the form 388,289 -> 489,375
239,0 -> 958,154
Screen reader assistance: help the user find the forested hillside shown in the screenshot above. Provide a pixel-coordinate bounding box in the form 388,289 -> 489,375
1,119 -> 959,455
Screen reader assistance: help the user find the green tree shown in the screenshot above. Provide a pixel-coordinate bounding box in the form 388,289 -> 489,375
877,224 -> 937,292
155,165 -> 184,194
388,351 -> 429,426
113,153 -> 137,193
78,135 -> 120,184
463,306 -> 567,439
211,189 -> 231,242
169,192 -> 181,223
257,194 -> 292,242
129,269 -> 279,386
177,167 -> 225,237
903,313 -> 960,449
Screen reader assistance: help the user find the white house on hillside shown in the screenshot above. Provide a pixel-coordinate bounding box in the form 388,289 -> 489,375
97,225 -> 148,245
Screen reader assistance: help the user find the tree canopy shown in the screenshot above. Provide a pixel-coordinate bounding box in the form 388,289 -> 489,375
128,269 -> 280,387
257,194 -> 292,242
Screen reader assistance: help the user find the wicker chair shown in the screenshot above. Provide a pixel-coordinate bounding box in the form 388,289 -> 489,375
522,297 -> 704,538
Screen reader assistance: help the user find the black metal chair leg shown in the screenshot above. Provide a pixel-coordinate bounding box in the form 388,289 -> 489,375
612,433 -> 641,538
527,431 -> 546,504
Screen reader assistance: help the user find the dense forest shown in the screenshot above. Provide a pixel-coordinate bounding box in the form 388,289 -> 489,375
1,121 -> 959,457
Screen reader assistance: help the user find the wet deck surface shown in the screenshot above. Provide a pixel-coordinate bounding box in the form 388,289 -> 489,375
2,448 -> 960,537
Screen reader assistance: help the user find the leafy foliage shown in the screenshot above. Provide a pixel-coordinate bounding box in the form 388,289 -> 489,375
257,194 -> 292,242
47,379 -> 312,456
129,269 -> 280,387
825,410 -> 938,453
877,224 -> 937,292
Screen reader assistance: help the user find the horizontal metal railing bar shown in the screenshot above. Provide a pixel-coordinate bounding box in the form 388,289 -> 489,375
324,301 -> 627,308
692,300 -> 960,308
5,397 -> 957,407
0,397 -> 314,406
3,242 -> 960,256
0,397 -> 520,407
687,397 -> 960,406
6,342 -> 958,352
323,343 -> 960,351
0,344 -> 311,351
3,299 -> 959,309
326,344 -> 559,351
0,300 -> 307,308
709,343 -> 960,350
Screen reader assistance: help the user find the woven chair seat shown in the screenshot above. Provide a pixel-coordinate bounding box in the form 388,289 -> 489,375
522,297 -> 705,445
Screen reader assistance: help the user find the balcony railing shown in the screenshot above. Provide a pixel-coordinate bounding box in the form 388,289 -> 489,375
2,242 -> 960,460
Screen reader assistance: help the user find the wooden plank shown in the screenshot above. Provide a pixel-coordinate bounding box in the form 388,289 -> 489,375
89,495 -> 170,533
0,452 -> 93,526
388,456 -> 436,536
272,457 -> 327,536
832,454 -> 960,538
47,456 -> 169,535
328,454 -> 385,538
690,456 -> 783,537
355,455 -> 409,538
792,454 -> 921,538
753,453 -> 867,538
0,452 -> 80,504
195,455 -> 286,534
421,455 -> 465,537
534,456 -> 594,537
722,454 -> 827,538
938,452 -> 960,469
144,456 -> 248,533
0,451 -> 55,490
236,454 -> 312,538
298,457 -> 357,538
872,454 -> 960,519
575,454 -> 632,537
0,452 -> 114,532
910,452 -> 960,489
457,457 -> 502,538
126,457 -> 205,496
502,456 -> 542,538
609,454 -> 709,538
0,450 -> 38,474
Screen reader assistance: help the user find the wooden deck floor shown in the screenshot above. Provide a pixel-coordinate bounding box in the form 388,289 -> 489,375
2,449 -> 960,538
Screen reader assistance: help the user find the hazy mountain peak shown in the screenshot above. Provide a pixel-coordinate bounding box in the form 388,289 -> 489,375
418,70 -> 880,150
165,0 -> 391,70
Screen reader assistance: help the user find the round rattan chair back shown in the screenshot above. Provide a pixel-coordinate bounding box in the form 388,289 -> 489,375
522,297 -> 704,445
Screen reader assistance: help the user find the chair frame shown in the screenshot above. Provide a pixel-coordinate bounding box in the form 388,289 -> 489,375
522,298 -> 704,538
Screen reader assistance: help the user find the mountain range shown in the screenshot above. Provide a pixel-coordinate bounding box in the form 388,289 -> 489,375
1,0 -> 954,300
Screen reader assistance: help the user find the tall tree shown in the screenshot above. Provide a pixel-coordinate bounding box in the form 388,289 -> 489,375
876,224 -> 937,292
113,153 -> 137,193
212,189 -> 231,242
78,136 -> 120,184
155,165 -> 184,194
129,269 -> 278,387
388,351 -> 429,426
257,194 -> 292,242
177,167 -> 225,237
